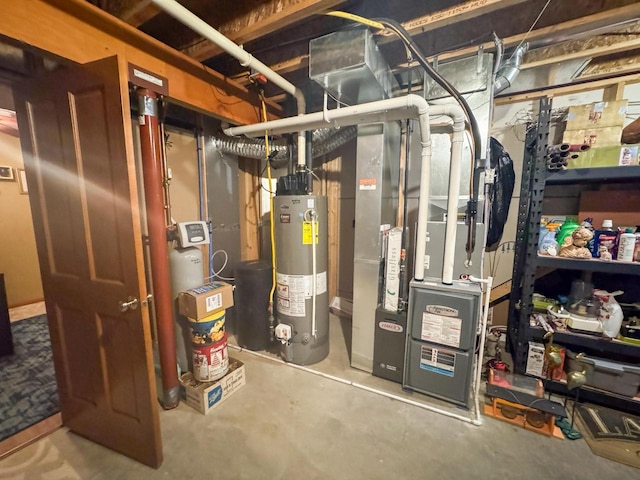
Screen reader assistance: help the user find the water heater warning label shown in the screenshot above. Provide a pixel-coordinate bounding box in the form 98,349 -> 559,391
421,312 -> 462,348
276,272 -> 327,317
302,221 -> 319,244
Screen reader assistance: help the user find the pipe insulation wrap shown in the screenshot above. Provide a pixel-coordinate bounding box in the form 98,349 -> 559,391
149,0 -> 306,166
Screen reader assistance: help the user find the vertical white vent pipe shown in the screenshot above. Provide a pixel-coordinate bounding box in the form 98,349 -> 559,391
223,94 -> 466,284
149,0 -> 306,168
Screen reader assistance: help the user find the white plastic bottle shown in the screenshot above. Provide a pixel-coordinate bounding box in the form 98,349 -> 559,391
617,228 -> 636,262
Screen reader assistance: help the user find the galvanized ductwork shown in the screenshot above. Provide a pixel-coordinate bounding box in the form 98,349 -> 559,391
494,42 -> 529,94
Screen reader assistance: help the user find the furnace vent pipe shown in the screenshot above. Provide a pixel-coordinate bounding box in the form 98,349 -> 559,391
494,42 -> 529,94
224,94 -> 466,284
149,0 -> 307,168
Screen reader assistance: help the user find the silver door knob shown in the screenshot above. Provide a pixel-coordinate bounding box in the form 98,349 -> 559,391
119,296 -> 139,312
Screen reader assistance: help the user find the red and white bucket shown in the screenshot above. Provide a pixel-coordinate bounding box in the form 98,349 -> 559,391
192,333 -> 229,382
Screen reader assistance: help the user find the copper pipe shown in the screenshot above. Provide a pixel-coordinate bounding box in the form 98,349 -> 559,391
137,88 -> 180,409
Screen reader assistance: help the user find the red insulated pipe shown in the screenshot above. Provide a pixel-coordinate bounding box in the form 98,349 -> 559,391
137,89 -> 179,409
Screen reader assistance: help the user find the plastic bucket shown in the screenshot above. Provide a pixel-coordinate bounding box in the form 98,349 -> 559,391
187,309 -> 226,346
192,333 -> 229,382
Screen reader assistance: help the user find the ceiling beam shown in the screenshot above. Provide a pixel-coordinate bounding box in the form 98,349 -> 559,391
522,23 -> 640,69
183,0 -> 345,62
494,72 -> 640,105
579,54 -> 640,79
119,0 -> 160,27
1,0 -> 281,124
384,0 -> 528,39
241,1 -> 640,86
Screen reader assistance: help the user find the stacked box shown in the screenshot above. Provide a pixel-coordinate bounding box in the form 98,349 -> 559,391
178,281 -> 234,320
179,357 -> 246,414
562,100 -> 628,148
569,144 -> 640,169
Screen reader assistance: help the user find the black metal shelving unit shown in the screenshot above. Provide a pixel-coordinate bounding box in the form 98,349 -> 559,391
507,97 -> 640,415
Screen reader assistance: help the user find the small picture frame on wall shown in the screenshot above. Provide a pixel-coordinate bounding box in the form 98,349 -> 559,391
0,165 -> 14,181
17,169 -> 28,194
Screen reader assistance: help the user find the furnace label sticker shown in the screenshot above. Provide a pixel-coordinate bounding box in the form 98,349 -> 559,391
276,273 -> 306,317
420,345 -> 455,377
420,312 -> 462,348
302,221 -> 319,245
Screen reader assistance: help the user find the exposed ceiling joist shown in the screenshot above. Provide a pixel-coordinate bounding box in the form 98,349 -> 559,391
523,23 -> 640,69
580,54 -> 640,79
119,0 -> 160,27
228,0 -> 530,86
229,0 -> 640,88
384,0 -> 528,39
183,0 -> 346,62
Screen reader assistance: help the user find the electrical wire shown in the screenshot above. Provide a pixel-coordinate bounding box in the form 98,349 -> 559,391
206,249 -> 235,281
325,11 -> 383,30
509,0 -> 553,61
260,94 -> 278,315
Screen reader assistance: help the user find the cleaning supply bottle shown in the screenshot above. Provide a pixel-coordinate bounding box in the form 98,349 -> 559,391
581,218 -> 595,253
617,227 -> 636,262
556,217 -> 580,247
591,219 -> 617,259
594,290 -> 624,339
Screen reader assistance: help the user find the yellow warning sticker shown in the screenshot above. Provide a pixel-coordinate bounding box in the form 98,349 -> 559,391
302,221 -> 319,244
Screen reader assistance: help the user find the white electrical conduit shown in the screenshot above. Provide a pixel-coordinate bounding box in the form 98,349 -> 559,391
227,343 -> 481,425
469,275 -> 493,427
149,0 -> 307,168
224,94 -> 466,284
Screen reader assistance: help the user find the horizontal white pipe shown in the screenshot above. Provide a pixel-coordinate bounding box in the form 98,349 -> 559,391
224,95 -> 465,283
227,342 -> 479,425
149,0 -> 306,167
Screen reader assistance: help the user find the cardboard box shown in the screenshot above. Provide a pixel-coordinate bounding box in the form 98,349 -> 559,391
565,100 -> 628,130
179,357 -> 245,414
569,144 -> 640,169
179,281 -> 234,320
579,190 -> 640,230
563,126 -> 622,148
525,342 -> 545,377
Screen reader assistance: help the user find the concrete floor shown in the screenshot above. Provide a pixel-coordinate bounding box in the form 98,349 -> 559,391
0,315 -> 638,479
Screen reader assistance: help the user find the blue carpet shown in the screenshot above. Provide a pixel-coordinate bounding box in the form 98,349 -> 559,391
0,315 -> 59,441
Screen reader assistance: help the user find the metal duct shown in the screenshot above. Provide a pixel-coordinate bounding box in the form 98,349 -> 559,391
211,127 -> 357,161
494,42 -> 528,94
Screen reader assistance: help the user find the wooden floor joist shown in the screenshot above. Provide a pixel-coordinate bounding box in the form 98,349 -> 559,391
0,0 -> 280,124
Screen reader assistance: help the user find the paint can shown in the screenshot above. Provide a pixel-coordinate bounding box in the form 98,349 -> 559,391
187,309 -> 226,346
192,333 -> 229,382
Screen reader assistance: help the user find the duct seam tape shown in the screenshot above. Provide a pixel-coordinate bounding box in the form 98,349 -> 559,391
384,227 -> 403,311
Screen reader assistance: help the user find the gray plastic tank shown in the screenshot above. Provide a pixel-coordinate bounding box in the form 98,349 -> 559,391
274,194 -> 329,365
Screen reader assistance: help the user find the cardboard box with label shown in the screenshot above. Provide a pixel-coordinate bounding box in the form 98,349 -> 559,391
569,144 -> 640,169
179,357 -> 246,414
525,342 -> 545,377
562,100 -> 628,148
179,281 -> 234,320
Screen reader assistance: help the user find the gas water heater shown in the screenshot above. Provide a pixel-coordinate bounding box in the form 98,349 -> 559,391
274,193 -> 330,365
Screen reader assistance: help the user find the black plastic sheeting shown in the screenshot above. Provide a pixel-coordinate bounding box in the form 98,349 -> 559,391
486,137 -> 516,250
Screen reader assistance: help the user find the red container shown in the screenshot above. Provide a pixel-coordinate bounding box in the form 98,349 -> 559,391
192,334 -> 229,382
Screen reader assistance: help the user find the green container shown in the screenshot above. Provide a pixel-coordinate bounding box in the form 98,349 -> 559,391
556,218 -> 580,246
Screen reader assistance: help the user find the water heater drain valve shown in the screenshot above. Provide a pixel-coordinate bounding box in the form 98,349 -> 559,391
275,324 -> 292,344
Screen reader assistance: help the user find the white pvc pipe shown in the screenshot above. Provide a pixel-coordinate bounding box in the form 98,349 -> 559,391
225,96 -> 464,284
149,0 -> 307,167
469,275 -> 493,426
227,342 -> 479,425
441,107 -> 467,284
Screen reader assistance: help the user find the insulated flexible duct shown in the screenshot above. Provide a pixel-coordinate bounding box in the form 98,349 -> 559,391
210,126 -> 357,161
